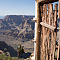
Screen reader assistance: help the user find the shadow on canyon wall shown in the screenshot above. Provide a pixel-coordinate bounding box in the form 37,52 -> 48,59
0,41 -> 31,59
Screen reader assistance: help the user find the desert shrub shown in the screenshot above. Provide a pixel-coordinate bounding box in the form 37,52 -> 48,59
17,44 -> 24,57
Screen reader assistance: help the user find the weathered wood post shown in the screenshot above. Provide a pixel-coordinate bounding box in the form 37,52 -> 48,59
34,0 -> 37,60
54,4 -> 58,60
57,19 -> 60,60
35,0 -> 59,60
58,0 -> 60,60
36,3 -> 40,60
36,2 -> 42,60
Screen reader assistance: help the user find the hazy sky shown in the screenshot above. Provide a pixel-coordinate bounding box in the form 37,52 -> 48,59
0,0 -> 35,16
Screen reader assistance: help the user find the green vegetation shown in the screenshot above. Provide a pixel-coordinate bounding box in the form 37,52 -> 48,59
17,44 -> 24,57
0,45 -> 31,60
0,54 -> 24,60
0,54 -> 31,60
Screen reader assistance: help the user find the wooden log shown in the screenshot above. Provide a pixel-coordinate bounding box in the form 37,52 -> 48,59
42,4 -> 45,60
33,17 -> 37,22
48,4 -> 52,60
36,0 -> 58,4
58,0 -> 60,18
57,19 -> 60,60
44,4 -> 49,60
40,22 -> 56,31
49,4 -> 53,60
36,3 -> 42,60
34,1 -> 37,60
50,4 -> 54,60
54,4 -> 58,60
32,39 -> 36,42
47,4 -> 50,60
44,4 -> 48,60
46,4 -> 50,60
58,0 -> 60,60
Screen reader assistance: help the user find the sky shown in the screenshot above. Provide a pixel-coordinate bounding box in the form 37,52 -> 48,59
0,0 -> 35,16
